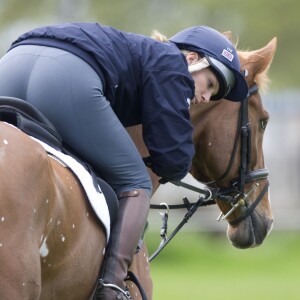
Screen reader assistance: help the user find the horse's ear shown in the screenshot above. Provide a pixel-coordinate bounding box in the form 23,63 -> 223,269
244,37 -> 277,75
223,31 -> 232,42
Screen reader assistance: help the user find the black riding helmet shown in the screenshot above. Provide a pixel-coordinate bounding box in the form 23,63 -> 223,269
170,26 -> 248,101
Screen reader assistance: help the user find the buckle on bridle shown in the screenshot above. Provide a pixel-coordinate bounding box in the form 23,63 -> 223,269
217,182 -> 260,221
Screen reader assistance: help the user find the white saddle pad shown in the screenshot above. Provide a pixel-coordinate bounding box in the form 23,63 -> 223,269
31,137 -> 111,241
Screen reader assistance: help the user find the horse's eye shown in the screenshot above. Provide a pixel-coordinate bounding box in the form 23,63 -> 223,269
260,119 -> 268,129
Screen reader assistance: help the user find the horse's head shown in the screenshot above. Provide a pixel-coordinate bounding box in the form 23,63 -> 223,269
190,37 -> 277,249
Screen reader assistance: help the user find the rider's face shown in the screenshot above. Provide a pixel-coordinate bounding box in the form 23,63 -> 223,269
191,68 -> 219,104
185,52 -> 220,104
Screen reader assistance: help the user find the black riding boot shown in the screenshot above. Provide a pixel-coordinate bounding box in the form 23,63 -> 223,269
95,189 -> 150,300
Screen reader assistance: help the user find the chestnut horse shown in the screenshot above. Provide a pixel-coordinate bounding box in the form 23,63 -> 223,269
0,38 -> 276,299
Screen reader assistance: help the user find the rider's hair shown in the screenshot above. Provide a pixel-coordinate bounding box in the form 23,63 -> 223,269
151,30 -> 169,42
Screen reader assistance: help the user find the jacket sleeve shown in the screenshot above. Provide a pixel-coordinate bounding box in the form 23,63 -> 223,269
141,67 -> 195,182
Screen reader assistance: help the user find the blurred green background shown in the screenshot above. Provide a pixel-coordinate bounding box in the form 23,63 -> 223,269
0,0 -> 299,299
146,231 -> 300,300
0,0 -> 299,89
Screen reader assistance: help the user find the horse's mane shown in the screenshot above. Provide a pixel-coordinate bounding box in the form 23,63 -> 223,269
238,50 -> 271,92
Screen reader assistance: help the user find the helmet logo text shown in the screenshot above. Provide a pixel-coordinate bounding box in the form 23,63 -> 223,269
221,48 -> 234,62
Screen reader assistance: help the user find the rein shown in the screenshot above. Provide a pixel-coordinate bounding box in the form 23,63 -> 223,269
149,84 -> 269,260
149,196 -> 208,261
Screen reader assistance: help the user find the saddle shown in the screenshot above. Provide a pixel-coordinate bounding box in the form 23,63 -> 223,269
0,96 -> 118,224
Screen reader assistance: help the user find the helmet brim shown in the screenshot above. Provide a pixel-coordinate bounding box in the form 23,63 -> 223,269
206,56 -> 235,101
224,70 -> 249,102
206,56 -> 248,102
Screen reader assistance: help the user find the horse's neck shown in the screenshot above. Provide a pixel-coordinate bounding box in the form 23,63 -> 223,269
126,101 -> 238,194
190,100 -> 239,128
190,101 -> 222,122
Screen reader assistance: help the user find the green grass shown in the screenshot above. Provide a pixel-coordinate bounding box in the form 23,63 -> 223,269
145,231 -> 300,300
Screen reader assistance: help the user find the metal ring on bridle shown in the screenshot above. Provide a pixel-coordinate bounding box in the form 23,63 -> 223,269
158,202 -> 169,216
203,188 -> 212,201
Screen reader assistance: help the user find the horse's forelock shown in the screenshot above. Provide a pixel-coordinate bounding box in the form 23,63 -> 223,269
253,70 -> 271,92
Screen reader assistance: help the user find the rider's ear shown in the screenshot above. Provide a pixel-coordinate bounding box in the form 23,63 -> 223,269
186,52 -> 200,65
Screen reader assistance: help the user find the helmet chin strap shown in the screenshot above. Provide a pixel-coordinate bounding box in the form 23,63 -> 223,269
188,57 -> 210,73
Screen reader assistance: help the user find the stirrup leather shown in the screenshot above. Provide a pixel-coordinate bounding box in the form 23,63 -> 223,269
99,279 -> 132,299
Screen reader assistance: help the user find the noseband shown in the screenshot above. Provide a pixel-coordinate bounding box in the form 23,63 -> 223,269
168,84 -> 269,225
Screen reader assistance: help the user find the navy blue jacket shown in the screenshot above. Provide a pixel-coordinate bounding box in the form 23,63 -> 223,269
11,23 -> 195,181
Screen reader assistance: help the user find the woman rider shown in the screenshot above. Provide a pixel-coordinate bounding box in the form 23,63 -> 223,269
0,24 -> 248,299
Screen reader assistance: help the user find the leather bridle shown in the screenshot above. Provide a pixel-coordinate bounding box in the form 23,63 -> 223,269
212,84 -> 269,225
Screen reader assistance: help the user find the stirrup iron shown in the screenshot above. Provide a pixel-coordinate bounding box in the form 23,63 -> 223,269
99,280 -> 132,299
